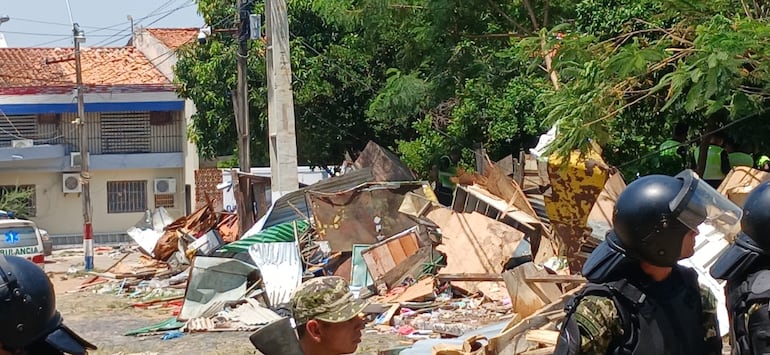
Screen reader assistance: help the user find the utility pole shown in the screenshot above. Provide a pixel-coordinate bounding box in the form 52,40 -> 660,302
233,0 -> 256,234
265,0 -> 299,201
234,0 -> 251,173
73,23 -> 93,270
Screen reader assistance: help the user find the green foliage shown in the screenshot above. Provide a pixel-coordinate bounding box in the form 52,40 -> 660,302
0,188 -> 34,219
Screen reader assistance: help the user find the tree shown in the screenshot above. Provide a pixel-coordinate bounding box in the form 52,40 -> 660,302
175,0 -> 392,168
524,0 -> 770,177
0,187 -> 35,219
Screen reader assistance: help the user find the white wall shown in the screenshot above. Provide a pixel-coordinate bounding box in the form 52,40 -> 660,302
0,168 -> 184,235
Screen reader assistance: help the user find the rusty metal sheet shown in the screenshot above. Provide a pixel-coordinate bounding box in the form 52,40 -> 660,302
307,182 -> 425,252
353,141 -> 416,182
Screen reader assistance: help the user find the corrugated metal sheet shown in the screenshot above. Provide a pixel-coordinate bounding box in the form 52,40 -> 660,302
179,257 -> 258,321
249,241 -> 303,306
257,168 -> 374,230
219,221 -> 309,253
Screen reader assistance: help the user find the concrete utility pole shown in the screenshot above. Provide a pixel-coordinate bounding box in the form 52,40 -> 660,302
73,23 -> 93,270
233,0 -> 257,234
265,0 -> 299,201
234,0 -> 251,173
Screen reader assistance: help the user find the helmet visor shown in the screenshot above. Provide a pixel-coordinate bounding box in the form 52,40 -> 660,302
671,170 -> 742,237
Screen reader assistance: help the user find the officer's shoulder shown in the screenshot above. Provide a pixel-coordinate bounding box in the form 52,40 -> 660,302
697,285 -> 718,310
575,294 -> 619,318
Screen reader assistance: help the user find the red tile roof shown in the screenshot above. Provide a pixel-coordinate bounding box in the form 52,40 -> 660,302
0,47 -> 171,92
146,28 -> 198,50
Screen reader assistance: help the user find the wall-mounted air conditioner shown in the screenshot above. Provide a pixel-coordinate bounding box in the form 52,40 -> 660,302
62,173 -> 82,193
154,178 -> 177,195
11,139 -> 33,148
70,153 -> 82,169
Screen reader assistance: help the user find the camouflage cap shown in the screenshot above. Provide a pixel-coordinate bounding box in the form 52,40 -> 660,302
290,276 -> 369,325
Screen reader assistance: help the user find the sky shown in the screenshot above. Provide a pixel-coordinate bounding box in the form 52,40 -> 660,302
0,0 -> 204,48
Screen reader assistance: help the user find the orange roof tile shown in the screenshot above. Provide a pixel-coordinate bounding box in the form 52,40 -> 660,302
0,47 -> 171,89
146,28 -> 198,50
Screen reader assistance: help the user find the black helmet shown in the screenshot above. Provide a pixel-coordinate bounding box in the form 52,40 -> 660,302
740,181 -> 770,250
0,255 -> 96,354
614,174 -> 694,266
613,169 -> 742,267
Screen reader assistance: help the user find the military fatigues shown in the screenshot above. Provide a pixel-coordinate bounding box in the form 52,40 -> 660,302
571,285 -> 720,354
291,276 -> 369,325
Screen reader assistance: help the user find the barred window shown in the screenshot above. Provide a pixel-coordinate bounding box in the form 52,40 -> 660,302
0,185 -> 36,217
107,181 -> 146,213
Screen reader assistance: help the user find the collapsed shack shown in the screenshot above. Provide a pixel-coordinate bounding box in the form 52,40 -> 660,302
67,140 -> 766,353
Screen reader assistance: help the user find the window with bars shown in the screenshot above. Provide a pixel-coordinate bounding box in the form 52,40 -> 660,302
100,112 -> 151,154
107,181 -> 147,213
0,115 -> 37,147
0,185 -> 36,217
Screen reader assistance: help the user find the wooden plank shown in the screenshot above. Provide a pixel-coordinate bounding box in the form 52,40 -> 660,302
361,230 -> 421,282
518,347 -> 555,355
399,232 -> 420,256
524,330 -> 559,346
438,273 -> 504,282
502,263 -> 563,319
387,241 -> 408,265
375,303 -> 401,326
379,246 -> 435,289
382,277 -> 435,303
487,288 -> 579,355
375,247 -> 397,274
524,275 -> 587,283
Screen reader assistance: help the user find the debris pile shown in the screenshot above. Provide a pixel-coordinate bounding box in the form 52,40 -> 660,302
55,140 -> 766,353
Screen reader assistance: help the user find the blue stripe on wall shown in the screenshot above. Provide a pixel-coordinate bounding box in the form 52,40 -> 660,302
0,101 -> 185,114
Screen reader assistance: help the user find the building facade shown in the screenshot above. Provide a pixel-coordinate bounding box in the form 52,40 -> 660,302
0,46 -> 197,242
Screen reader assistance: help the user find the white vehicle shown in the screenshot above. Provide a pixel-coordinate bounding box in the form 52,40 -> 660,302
0,219 -> 45,268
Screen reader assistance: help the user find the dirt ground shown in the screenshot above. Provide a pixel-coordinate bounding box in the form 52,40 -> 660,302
49,251 -> 412,355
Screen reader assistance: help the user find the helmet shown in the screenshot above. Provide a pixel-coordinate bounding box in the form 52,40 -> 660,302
740,181 -> 770,250
613,170 -> 742,267
711,181 -> 770,280
0,255 -> 96,354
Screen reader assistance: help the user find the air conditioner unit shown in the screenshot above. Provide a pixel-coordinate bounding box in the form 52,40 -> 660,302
154,178 -> 177,195
62,173 -> 82,193
11,139 -> 33,148
70,152 -> 84,169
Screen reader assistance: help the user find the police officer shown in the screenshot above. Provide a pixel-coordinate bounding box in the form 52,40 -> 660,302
711,181 -> 770,354
555,169 -> 742,354
0,255 -> 96,355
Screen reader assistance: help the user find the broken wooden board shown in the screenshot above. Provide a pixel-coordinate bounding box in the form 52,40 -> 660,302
381,277 -> 435,303
427,208 -> 524,301
586,171 -> 626,240
379,246 -> 441,289
362,229 -> 421,282
487,287 -> 580,355
524,330 -> 559,346
502,262 -> 563,319
717,166 -> 770,208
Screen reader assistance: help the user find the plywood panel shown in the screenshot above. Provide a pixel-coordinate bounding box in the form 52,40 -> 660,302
361,230 -> 421,281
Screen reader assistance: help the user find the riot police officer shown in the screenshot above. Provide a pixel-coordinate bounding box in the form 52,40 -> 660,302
711,180 -> 770,354
0,255 -> 96,355
555,169 -> 742,354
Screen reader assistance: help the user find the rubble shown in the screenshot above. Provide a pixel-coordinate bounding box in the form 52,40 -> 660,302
53,140 -> 763,354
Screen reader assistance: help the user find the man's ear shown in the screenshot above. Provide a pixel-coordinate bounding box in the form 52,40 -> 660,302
305,319 -> 323,341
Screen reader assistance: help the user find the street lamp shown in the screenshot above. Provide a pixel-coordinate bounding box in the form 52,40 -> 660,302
0,16 -> 9,26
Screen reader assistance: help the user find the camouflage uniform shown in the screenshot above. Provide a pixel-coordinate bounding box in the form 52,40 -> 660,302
291,276 -> 369,325
572,286 -> 721,355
